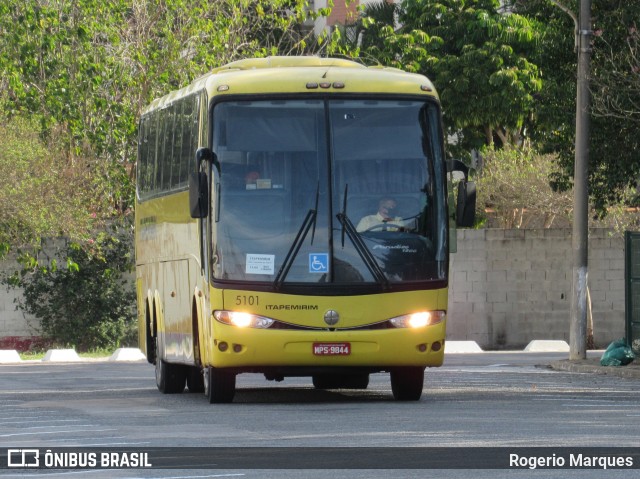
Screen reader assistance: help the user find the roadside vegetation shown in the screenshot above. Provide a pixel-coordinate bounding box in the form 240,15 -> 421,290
18,348 -> 114,361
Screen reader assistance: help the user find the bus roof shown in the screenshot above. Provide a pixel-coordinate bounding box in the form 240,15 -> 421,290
144,56 -> 438,114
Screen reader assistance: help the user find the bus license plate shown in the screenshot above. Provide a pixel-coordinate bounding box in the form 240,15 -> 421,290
313,343 -> 351,356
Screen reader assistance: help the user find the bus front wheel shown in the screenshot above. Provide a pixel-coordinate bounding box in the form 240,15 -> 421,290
390,367 -> 425,401
204,367 -> 236,404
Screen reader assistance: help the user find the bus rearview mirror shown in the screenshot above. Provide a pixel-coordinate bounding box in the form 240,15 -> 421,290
189,171 -> 208,219
196,147 -> 214,165
456,180 -> 476,227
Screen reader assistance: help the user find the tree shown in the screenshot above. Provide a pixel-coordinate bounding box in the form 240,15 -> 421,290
0,0 -> 323,240
13,222 -> 136,351
408,1 -> 544,150
354,0 -> 543,152
0,116 -> 103,249
0,0 -> 326,350
588,2 -> 640,211
506,1 -> 575,154
592,22 -> 640,124
513,0 -> 640,213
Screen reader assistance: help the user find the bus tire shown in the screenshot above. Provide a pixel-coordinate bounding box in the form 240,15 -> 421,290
204,367 -> 236,404
312,374 -> 369,390
145,308 -> 156,364
155,358 -> 186,394
186,366 -> 205,393
390,367 -> 425,401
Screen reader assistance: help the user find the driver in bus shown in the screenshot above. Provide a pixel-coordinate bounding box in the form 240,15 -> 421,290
356,197 -> 407,232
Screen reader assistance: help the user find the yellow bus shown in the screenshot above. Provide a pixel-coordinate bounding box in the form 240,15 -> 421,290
136,56 -> 473,403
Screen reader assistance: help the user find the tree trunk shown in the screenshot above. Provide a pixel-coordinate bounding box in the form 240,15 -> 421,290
484,125 -> 494,146
586,284 -> 595,349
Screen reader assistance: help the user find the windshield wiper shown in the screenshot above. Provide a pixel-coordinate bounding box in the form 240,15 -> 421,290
340,184 -> 348,247
273,183 -> 319,290
336,185 -> 389,288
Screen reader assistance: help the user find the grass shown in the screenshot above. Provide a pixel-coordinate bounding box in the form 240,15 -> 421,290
18,347 -> 115,361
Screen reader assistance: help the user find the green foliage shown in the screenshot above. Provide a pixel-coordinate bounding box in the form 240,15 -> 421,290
0,0 -> 323,235
398,0 -> 542,151
512,0 -> 640,215
509,0 -> 576,152
333,0 -> 638,214
0,115 -> 102,248
329,1 -> 542,153
8,220 -> 136,352
587,3 -> 640,212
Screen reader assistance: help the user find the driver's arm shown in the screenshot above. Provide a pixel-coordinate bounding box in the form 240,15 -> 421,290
356,215 -> 372,232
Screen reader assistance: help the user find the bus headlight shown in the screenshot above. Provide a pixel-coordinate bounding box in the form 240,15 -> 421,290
389,311 -> 445,329
213,310 -> 275,329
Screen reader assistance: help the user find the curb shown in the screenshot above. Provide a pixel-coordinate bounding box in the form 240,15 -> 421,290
524,340 -> 570,352
42,348 -> 81,362
444,341 -> 483,353
548,358 -> 640,380
0,348 -> 147,364
0,350 -> 21,363
109,348 -> 146,362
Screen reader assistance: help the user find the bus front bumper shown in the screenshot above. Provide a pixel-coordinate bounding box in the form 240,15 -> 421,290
205,321 -> 446,371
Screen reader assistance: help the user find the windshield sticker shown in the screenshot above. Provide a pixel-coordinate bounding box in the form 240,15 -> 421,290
372,244 -> 417,253
246,254 -> 275,275
256,178 -> 272,189
309,253 -> 329,273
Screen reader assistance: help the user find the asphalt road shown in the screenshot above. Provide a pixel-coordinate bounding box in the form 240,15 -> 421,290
1,352 -> 638,478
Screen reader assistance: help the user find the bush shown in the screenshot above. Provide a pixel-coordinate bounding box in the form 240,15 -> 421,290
0,115 -> 105,249
8,221 -> 136,352
475,146 -> 573,228
474,146 -> 640,232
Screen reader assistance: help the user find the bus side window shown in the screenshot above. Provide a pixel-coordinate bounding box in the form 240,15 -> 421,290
160,106 -> 174,191
137,116 -> 149,198
171,102 -> 184,189
180,96 -> 197,184
147,112 -> 159,196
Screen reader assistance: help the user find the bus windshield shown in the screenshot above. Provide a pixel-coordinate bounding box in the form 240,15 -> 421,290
211,98 -> 448,290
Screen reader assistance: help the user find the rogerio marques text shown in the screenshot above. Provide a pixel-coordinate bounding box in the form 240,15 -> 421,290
509,453 -> 634,470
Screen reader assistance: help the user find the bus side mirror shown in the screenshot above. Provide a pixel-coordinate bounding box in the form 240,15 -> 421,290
447,159 -> 476,228
189,148 -> 215,218
189,172 -> 208,218
456,181 -> 476,227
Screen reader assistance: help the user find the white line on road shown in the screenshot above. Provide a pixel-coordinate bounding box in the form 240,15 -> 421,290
16,424 -> 100,430
0,428 -> 118,437
0,419 -> 84,425
129,475 -> 246,479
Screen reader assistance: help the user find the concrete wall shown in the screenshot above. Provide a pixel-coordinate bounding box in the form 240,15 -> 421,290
448,228 -> 625,349
0,256 -> 38,338
0,228 -> 626,350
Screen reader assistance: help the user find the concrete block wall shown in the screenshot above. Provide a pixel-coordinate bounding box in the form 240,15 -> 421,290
0,239 -> 63,344
448,228 -> 625,349
0,257 -> 38,337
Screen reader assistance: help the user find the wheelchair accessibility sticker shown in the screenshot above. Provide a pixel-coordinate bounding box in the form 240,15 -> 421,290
309,254 -> 329,273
